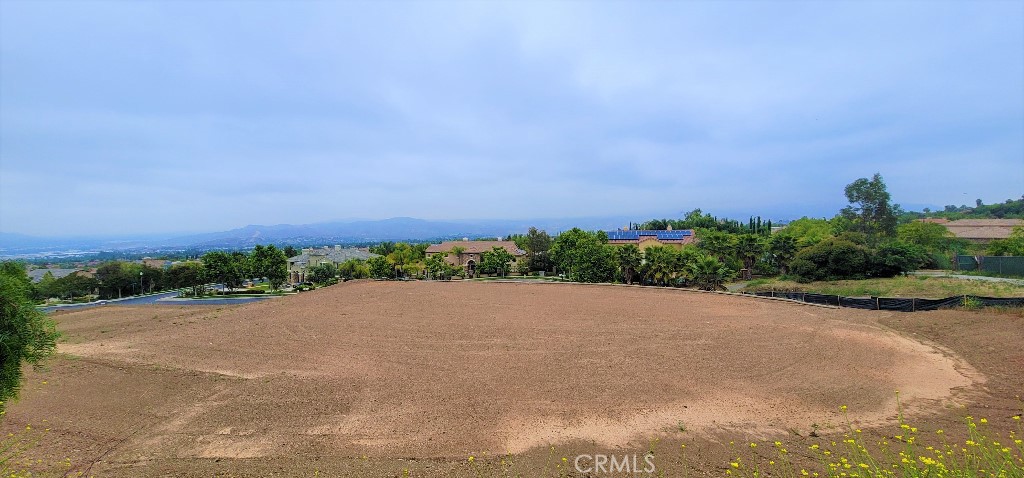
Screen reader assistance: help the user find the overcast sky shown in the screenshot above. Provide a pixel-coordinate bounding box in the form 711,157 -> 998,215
1,1 -> 1022,236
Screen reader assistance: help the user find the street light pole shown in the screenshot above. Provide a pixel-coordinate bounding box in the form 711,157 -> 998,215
140,271 -> 144,295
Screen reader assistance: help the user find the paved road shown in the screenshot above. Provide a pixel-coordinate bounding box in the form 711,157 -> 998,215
40,291 -> 275,313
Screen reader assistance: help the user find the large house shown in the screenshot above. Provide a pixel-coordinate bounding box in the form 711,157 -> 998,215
920,218 -> 1024,244
287,246 -> 377,283
27,268 -> 94,283
425,240 -> 526,276
606,227 -> 698,250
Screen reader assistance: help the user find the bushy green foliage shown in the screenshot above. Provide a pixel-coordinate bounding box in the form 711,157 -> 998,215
790,237 -> 926,282
780,218 -> 835,247
870,241 -> 927,278
424,254 -> 459,280
367,256 -> 395,280
337,259 -> 369,280
201,251 -> 245,290
641,209 -> 772,235
0,262 -> 59,413
480,246 -> 515,276
257,245 -> 288,290
307,263 -> 337,285
166,262 -> 206,296
523,227 -> 553,272
640,245 -> 679,286
735,234 -> 765,273
369,241 -> 396,256
987,226 -> 1024,256
35,271 -> 98,301
898,221 -> 961,253
688,254 -> 735,291
766,234 -> 798,274
550,228 -> 616,283
615,244 -> 642,284
789,238 -> 873,282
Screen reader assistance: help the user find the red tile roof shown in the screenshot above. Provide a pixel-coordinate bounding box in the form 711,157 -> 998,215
425,240 -> 526,256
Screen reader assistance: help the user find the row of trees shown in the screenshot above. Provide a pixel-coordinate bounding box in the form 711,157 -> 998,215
198,245 -> 289,291
31,244 -> 291,301
367,245 -> 524,281
904,196 -> 1024,221
34,261 -> 170,301
540,174 -> 959,285
306,259 -> 372,284
639,211 -> 774,236
547,229 -> 735,290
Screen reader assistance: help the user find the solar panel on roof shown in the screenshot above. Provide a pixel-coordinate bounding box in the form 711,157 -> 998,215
606,229 -> 692,240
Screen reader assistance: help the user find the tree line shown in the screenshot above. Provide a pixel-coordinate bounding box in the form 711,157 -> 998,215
25,244 -> 291,302
497,174 -> 977,286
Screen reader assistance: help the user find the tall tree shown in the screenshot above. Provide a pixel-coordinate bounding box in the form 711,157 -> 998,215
281,245 -> 299,259
262,245 -> 288,290
550,229 -> 616,283
387,243 -> 416,277
95,262 -> 133,299
524,227 -> 553,272
840,173 -> 899,240
1,262 -> 59,412
167,262 -> 207,297
735,234 -> 765,276
202,251 -> 244,290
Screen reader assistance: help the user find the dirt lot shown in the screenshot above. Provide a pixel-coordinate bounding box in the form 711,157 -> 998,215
3,281 -> 1020,476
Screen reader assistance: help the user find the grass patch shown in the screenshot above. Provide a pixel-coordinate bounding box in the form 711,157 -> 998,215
741,276 -> 1024,298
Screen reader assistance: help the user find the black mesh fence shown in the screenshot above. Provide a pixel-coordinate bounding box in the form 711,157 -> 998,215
749,291 -> 1023,312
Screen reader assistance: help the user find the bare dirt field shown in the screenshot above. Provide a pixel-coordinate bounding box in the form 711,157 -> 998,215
3,281 -> 1021,477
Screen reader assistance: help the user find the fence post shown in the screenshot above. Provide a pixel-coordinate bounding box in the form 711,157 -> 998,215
875,297 -> 879,310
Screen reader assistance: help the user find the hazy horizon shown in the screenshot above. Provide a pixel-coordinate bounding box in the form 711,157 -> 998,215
2,1 -> 1022,237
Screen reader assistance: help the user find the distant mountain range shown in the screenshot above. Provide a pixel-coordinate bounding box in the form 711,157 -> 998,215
0,216 -> 639,258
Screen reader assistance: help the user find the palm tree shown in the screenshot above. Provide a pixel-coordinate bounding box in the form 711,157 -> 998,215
735,234 -> 765,279
641,246 -> 677,286
688,254 -> 734,291
615,244 -> 642,284
767,234 -> 798,274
